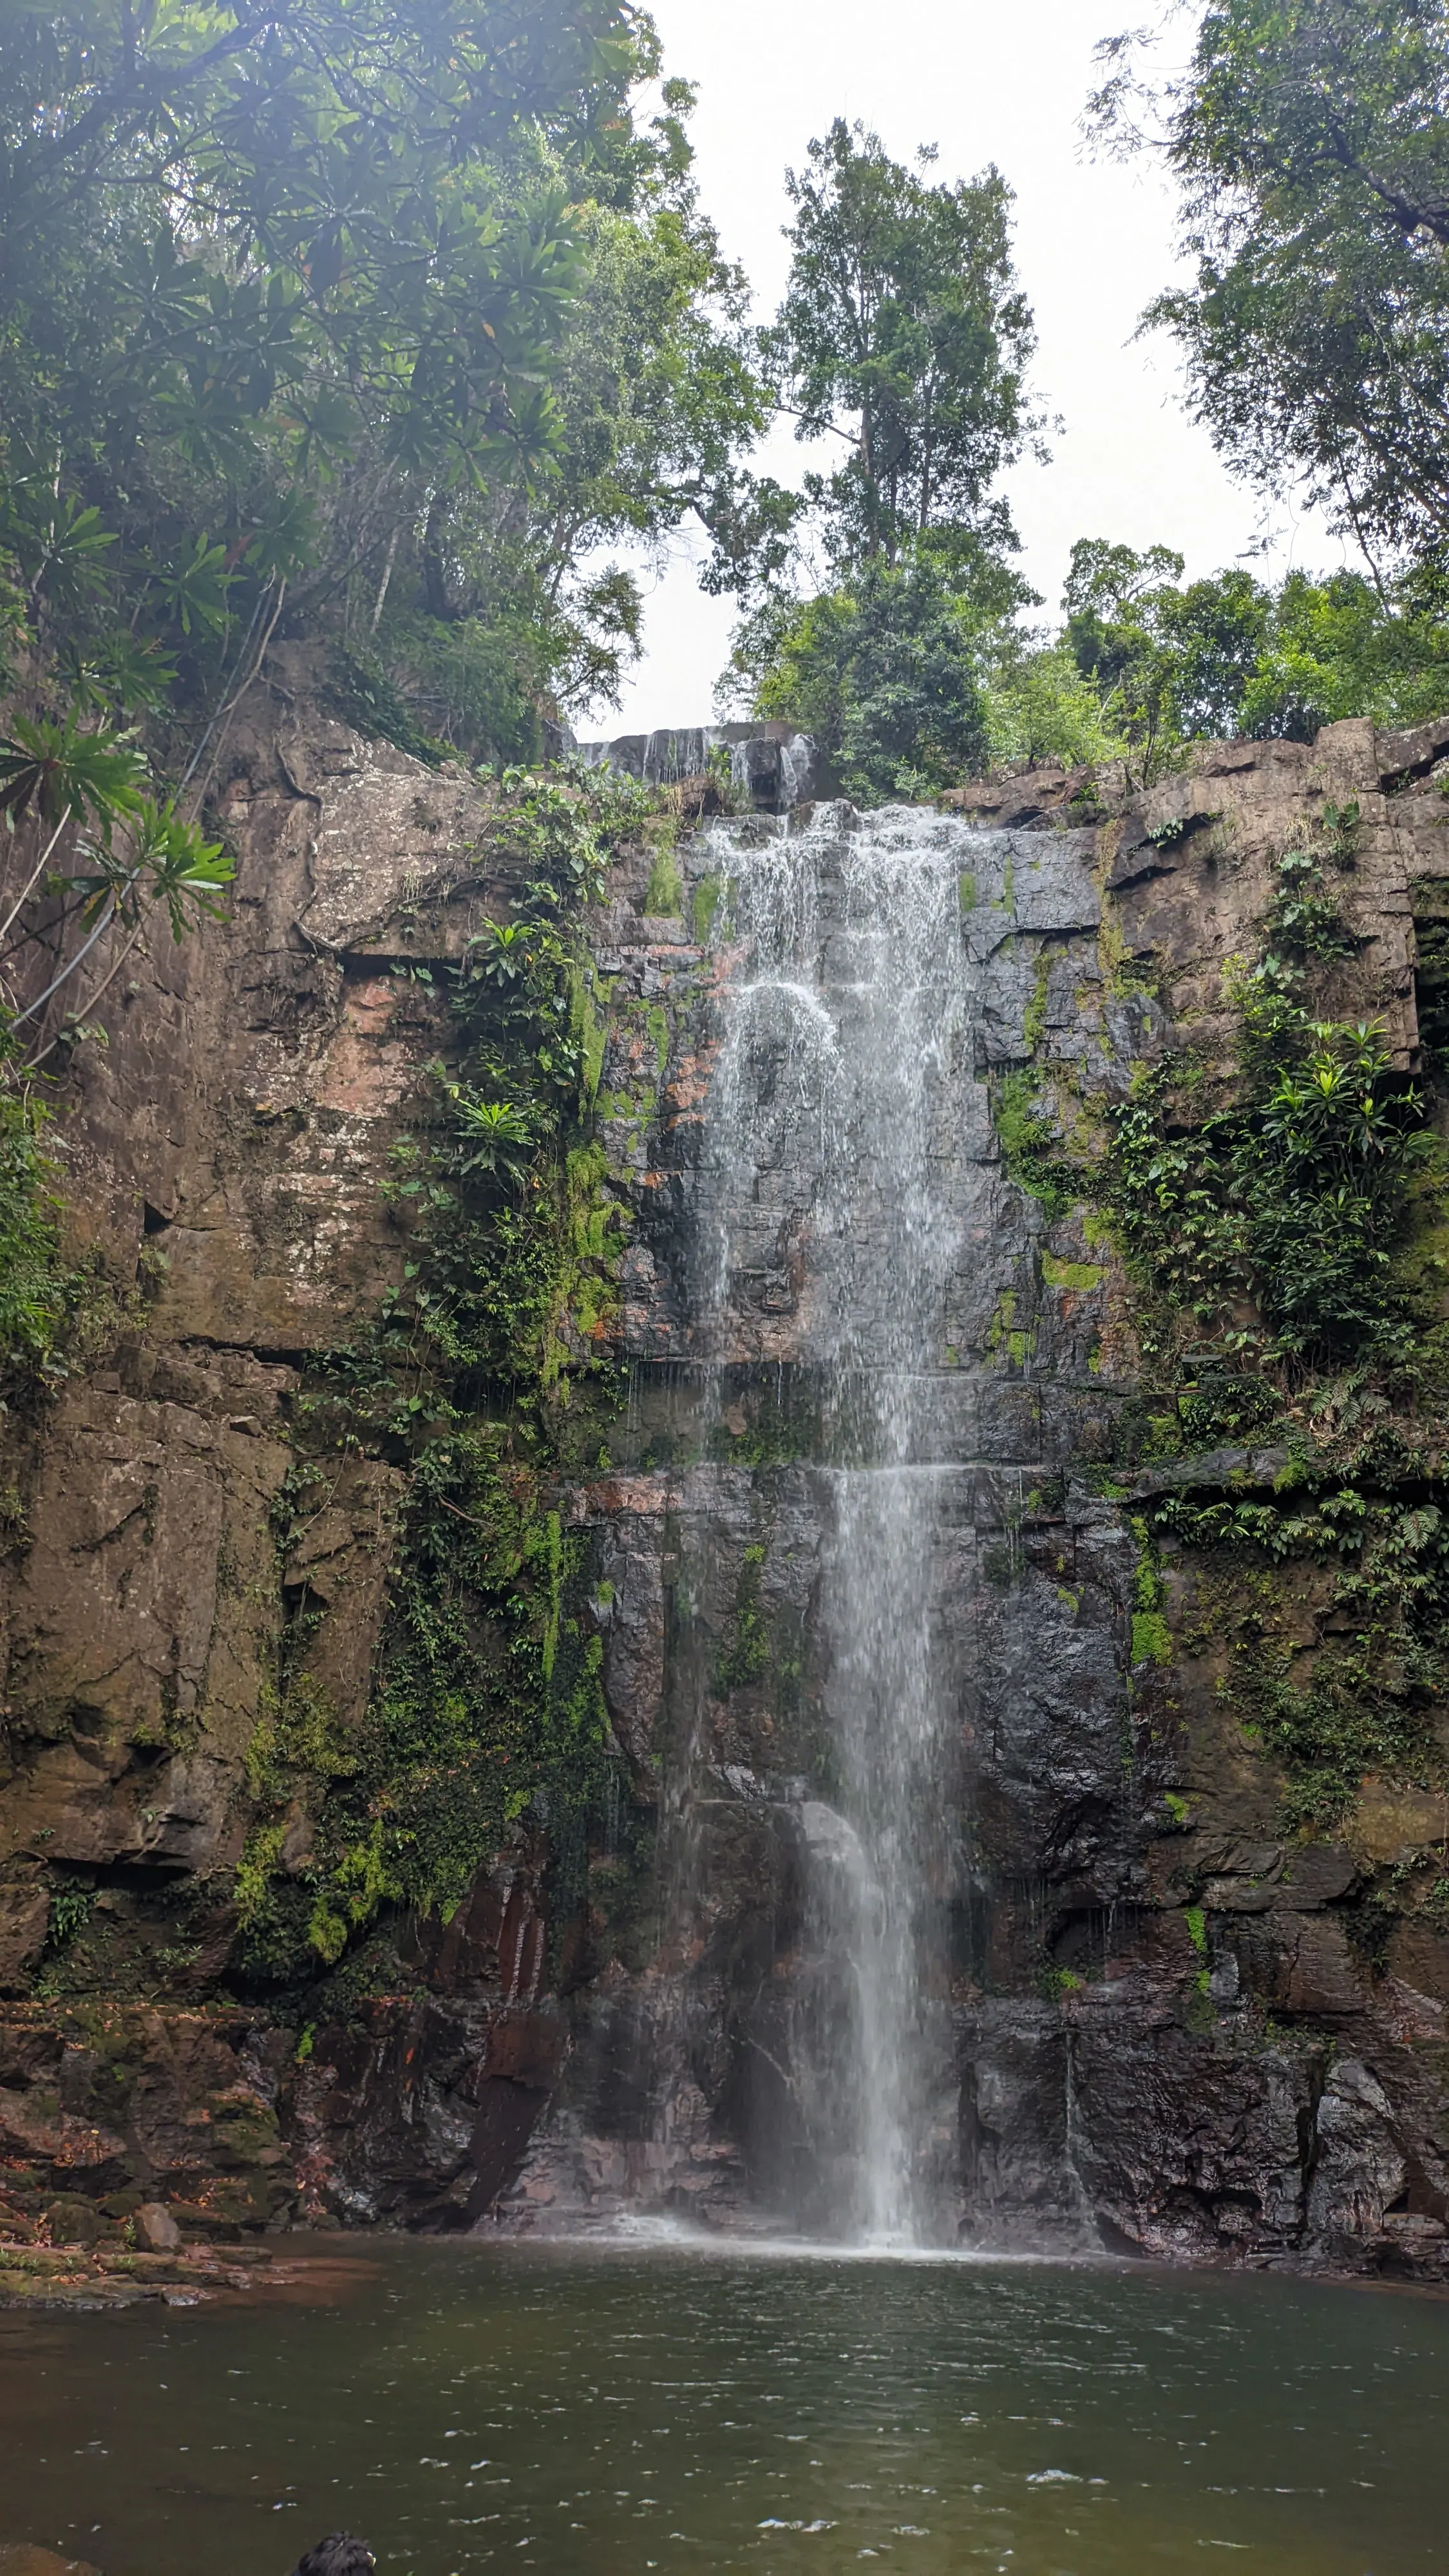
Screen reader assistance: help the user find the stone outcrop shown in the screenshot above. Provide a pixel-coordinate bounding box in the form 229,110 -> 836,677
508,717 -> 1449,2275
576,721 -> 823,811
1,670 -> 1448,2277
0,647 -> 567,2234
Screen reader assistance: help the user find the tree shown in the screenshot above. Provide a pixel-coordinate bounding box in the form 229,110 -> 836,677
728,556 -> 992,804
359,91 -> 788,757
0,1 -> 639,531
764,118 -> 1039,574
1060,536 -> 1449,757
0,1 -> 717,1090
0,8 -> 786,770
1064,541 -> 1270,747
981,641 -> 1127,771
1088,1 -> 1449,572
0,0 -> 667,761
724,120 -> 1040,799
1244,565 -> 1449,734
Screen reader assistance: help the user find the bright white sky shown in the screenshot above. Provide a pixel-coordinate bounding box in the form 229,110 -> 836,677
590,0 -> 1351,737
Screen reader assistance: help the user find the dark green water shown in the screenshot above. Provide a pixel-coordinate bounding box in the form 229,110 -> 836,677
0,2238 -> 1443,2576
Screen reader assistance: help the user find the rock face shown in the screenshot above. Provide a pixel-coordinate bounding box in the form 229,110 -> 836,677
1,670 -> 1448,2278
575,722 -> 823,811
0,647 -> 567,2236
510,719 -> 1449,2277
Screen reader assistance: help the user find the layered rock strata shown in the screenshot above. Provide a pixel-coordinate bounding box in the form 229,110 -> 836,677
1,676 -> 1448,2278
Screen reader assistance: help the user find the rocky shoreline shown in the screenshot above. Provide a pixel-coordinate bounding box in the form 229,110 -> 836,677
0,2228 -> 368,2310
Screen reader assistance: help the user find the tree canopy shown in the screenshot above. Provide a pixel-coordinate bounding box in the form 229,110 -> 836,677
723,118 -> 1040,797
764,117 -> 1039,575
998,538 -> 1449,781
0,1 -> 797,1086
0,0 -> 786,764
1090,0 -> 1449,574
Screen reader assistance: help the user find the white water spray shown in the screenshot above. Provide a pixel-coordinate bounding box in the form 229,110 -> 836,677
695,800 -> 976,2245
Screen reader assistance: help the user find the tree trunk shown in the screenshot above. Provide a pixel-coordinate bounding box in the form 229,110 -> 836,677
421,495 -> 451,621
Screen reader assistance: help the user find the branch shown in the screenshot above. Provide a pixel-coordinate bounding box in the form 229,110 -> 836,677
0,813 -> 72,954
25,921 -> 148,1072
770,402 -> 855,446
14,8 -> 281,196
182,579 -> 288,821
10,892 -> 125,1033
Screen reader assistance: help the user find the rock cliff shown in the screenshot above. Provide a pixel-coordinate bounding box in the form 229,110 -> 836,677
2,664 -> 1448,2280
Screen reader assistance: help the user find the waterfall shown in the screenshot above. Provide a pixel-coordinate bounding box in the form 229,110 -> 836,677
687,798 -> 976,2246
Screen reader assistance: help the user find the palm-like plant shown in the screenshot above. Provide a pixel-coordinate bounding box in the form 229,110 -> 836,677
0,714 -> 149,956
0,712 -> 147,835
446,1086 -> 536,1188
17,801 -> 232,1066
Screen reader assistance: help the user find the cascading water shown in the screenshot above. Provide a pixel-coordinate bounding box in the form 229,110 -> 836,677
683,797 -> 980,2246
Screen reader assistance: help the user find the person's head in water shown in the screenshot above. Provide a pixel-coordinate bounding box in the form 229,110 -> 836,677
289,2536 -> 375,2576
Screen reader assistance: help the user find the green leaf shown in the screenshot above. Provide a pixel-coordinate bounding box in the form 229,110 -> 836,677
0,714 -> 147,836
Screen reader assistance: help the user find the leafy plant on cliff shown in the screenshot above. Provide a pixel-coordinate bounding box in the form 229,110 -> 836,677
232,768 -> 651,1992
1094,817 -> 1433,1385
1158,1481 -> 1449,1829
1105,1012 -> 1428,1374
0,1072 -> 66,1381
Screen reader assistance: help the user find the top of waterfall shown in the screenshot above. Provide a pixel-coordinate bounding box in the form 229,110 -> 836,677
571,724 -> 822,812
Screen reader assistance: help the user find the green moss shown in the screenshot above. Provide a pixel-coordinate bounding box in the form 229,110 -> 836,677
0,1081 -> 68,1381
992,1069 -> 1078,1219
1183,1904 -> 1208,1956
245,1676 -> 352,1803
0,1062 -> 141,1396
538,1508 -> 564,1684
1039,1965 -> 1084,2000
711,1406 -> 810,1467
715,1540 -> 772,1690
643,840 -> 684,916
1132,1609 -> 1173,1666
1130,1517 -> 1173,1666
234,1824 -> 287,1927
567,958 -> 608,1110
692,875 -> 722,945
1023,945 -> 1052,1053
645,1004 -> 670,1075
1041,1253 -> 1103,1293
307,1899 -> 348,1966
958,869 -> 978,913
1153,1494 -> 1449,1830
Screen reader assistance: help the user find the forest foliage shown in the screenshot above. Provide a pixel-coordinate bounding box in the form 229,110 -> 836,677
728,7 -> 1449,795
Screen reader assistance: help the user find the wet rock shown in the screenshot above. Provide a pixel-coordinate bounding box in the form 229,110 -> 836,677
1305,2060 -> 1406,2261
135,2201 -> 180,2251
